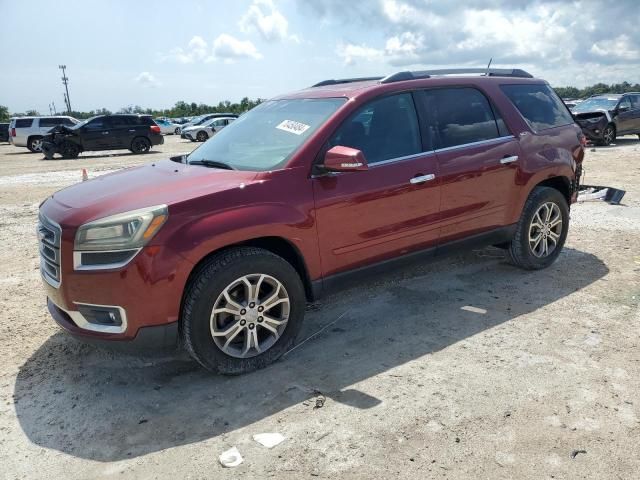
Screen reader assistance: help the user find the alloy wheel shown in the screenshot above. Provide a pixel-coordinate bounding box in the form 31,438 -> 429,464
528,202 -> 562,258
210,274 -> 290,358
603,126 -> 614,145
31,138 -> 43,151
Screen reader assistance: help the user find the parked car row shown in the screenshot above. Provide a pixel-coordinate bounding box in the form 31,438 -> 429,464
570,92 -> 640,145
182,116 -> 236,141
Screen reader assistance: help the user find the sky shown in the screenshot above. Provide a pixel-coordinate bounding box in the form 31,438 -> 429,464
1,0 -> 638,114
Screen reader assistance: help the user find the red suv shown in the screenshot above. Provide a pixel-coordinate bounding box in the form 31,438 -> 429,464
39,68 -> 584,374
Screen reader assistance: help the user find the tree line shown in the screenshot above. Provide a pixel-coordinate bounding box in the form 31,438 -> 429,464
0,97 -> 264,121
2,82 -> 640,122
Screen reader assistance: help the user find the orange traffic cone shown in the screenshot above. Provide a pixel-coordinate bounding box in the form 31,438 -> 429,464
82,168 -> 88,182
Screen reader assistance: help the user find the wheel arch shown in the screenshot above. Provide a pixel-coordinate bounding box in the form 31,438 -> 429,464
182,236 -> 315,306
534,175 -> 572,205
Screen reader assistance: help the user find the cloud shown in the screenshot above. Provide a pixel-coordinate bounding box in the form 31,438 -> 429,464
134,72 -> 160,88
159,34 -> 261,64
318,0 -> 640,86
211,34 -> 262,62
239,0 -> 299,43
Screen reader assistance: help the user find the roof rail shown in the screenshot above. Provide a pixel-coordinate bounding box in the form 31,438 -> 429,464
380,68 -> 533,84
311,77 -> 383,87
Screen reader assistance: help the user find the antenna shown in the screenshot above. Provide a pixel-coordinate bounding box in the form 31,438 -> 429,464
485,58 -> 493,76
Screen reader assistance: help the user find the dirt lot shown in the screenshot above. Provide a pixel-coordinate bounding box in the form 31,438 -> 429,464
0,135 -> 639,479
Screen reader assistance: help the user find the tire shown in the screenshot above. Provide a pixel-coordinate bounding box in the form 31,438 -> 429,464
60,142 -> 80,159
196,131 -> 208,142
507,186 -> 569,270
130,136 -> 151,154
27,136 -> 44,152
174,127 -> 180,135
182,247 -> 306,375
600,124 -> 615,146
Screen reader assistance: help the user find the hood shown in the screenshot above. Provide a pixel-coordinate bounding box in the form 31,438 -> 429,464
572,108 -> 612,123
44,159 -> 258,226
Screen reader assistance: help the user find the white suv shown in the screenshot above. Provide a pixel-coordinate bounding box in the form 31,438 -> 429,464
9,116 -> 78,152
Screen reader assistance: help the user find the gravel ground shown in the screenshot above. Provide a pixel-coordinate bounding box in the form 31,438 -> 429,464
0,135 -> 639,479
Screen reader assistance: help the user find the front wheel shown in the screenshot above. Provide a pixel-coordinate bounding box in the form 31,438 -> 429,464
60,142 -> 80,159
196,131 -> 208,142
182,247 -> 306,375
507,186 -> 569,270
27,136 -> 44,152
600,124 -> 615,146
174,127 -> 180,135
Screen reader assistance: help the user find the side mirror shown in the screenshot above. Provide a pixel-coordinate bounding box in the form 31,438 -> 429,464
617,105 -> 629,113
323,145 -> 368,172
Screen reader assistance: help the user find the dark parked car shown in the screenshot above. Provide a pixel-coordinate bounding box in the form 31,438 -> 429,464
0,122 -> 9,142
41,114 -> 163,159
571,93 -> 640,145
39,68 -> 584,374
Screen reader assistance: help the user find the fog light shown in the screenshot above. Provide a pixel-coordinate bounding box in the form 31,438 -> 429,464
76,304 -> 123,327
594,129 -> 600,133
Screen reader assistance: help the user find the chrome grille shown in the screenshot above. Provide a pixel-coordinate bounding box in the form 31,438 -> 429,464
38,215 -> 61,288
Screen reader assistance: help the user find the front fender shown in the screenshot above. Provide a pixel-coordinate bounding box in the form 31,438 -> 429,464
159,202 -> 321,280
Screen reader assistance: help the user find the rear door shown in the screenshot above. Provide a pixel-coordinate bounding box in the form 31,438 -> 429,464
107,116 -> 133,148
419,87 -> 521,242
313,92 -> 441,277
630,95 -> 640,132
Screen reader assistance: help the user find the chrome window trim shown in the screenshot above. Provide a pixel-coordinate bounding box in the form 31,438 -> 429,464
73,248 -> 142,271
369,150 -> 435,168
433,135 -> 515,154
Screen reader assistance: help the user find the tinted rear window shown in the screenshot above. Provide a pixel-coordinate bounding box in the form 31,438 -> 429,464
15,119 -> 33,128
39,117 -> 66,127
501,84 -> 574,131
422,87 -> 502,149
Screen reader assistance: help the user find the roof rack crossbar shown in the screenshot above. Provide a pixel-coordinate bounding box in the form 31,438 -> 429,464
311,77 -> 383,88
380,68 -> 533,84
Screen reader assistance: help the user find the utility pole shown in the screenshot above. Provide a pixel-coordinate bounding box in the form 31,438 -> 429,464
52,101 -> 57,114
59,65 -> 72,113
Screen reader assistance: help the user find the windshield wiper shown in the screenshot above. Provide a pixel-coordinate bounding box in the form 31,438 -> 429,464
188,159 -> 236,170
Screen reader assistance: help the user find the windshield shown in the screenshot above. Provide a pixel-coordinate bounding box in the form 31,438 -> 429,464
187,98 -> 346,171
71,116 -> 99,129
573,97 -> 619,113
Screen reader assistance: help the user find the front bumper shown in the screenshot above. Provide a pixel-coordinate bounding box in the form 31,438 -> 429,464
575,117 -> 608,142
48,299 -> 178,350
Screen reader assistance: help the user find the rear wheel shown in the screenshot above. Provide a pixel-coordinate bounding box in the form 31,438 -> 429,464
60,142 -> 80,159
174,127 -> 180,135
507,186 -> 569,270
600,124 -> 615,146
182,247 -> 306,375
27,136 -> 44,152
130,137 -> 150,154
196,131 -> 208,142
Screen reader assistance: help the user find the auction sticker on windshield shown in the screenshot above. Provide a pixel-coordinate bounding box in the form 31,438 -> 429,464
276,120 -> 310,135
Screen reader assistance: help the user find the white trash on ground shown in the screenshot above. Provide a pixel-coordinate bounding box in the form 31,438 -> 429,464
219,446 -> 244,467
252,433 -> 286,448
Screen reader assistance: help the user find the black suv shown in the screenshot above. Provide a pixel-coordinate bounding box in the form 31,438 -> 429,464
41,114 -> 163,159
572,92 -> 640,145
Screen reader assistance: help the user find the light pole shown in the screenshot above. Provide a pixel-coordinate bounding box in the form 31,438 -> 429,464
59,65 -> 72,113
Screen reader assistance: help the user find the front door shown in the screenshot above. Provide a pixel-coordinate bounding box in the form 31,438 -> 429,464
82,117 -> 112,150
615,96 -> 638,135
417,87 -> 521,242
313,92 -> 441,277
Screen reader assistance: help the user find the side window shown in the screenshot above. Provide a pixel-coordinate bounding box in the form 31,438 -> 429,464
500,84 -> 574,131
61,118 -> 76,126
424,88 -> 501,149
39,117 -> 64,128
85,118 -> 105,130
15,119 -> 34,128
618,97 -> 632,110
630,95 -> 640,109
329,93 -> 421,164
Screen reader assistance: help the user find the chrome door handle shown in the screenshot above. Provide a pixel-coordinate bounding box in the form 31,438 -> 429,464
410,174 -> 435,184
500,155 -> 518,164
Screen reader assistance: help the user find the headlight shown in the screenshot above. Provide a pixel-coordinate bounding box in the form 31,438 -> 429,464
73,205 -> 168,270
